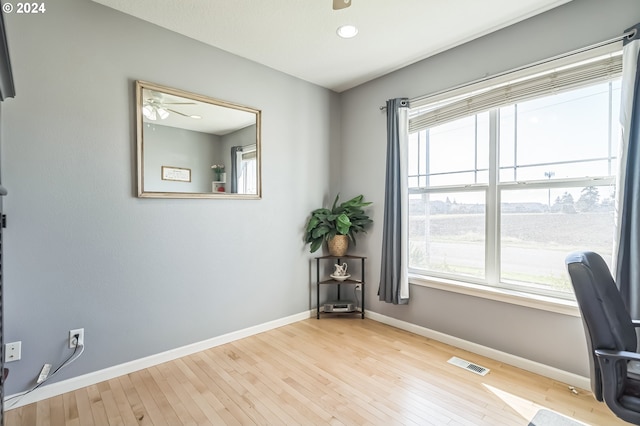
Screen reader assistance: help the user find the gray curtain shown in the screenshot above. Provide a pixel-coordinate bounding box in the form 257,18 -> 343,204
379,98 -> 410,305
230,146 -> 242,193
615,24 -> 640,319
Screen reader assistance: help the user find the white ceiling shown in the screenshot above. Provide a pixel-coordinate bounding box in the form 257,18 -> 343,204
92,0 -> 572,93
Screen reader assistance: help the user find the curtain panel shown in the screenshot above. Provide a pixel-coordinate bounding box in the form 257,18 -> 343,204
230,146 -> 243,194
614,23 -> 640,318
378,98 -> 410,305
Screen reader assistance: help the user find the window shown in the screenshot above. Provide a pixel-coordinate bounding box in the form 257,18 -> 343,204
236,146 -> 258,195
407,52 -> 621,300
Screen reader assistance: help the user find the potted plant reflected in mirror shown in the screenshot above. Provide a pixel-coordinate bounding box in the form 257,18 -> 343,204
211,164 -> 226,193
211,164 -> 226,182
304,194 -> 373,256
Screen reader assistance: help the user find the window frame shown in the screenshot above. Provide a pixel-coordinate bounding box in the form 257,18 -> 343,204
407,54 -> 622,307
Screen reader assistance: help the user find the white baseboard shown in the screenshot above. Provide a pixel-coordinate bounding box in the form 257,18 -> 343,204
6,308 -> 590,409
5,310 -> 311,410
365,310 -> 591,391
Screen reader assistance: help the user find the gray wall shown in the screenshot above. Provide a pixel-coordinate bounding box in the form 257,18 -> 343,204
221,125 -> 257,154
144,124 -> 219,193
1,0 -> 339,395
339,0 -> 640,377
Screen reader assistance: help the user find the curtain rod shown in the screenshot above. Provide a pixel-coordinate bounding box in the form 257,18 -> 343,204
379,28 -> 637,110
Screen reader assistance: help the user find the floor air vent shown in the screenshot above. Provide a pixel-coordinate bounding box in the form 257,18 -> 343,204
447,356 -> 490,376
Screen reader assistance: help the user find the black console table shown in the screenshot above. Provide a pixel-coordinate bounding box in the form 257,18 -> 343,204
315,255 -> 366,319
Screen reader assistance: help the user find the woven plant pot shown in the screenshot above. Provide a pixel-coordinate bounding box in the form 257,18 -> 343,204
327,235 -> 349,256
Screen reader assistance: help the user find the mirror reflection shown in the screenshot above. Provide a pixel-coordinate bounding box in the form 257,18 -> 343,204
136,80 -> 261,199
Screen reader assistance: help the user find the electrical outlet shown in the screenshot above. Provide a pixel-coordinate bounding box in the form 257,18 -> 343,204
5,341 -> 21,362
69,328 -> 84,348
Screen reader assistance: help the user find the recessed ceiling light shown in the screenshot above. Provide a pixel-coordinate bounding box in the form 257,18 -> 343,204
337,24 -> 358,39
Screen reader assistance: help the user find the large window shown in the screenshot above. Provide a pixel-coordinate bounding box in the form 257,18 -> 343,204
408,64 -> 621,299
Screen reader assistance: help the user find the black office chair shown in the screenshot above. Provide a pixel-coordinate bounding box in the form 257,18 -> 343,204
566,251 -> 640,424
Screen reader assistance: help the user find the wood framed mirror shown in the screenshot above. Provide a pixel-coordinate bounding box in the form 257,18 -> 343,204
136,80 -> 261,199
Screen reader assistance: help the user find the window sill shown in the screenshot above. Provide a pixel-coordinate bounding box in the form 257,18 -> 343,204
409,274 -> 580,317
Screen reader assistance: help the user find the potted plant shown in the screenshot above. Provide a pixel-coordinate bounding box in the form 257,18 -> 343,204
304,194 -> 373,255
211,164 -> 225,182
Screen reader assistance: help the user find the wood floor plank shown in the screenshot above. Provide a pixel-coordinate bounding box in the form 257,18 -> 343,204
117,374 -> 151,425
222,341 -> 331,422
47,395 -> 65,426
85,384 -> 110,426
4,407 -> 19,425
171,357 -> 239,425
138,368 -> 183,425
15,400 -> 36,425
193,347 -> 309,425
153,362 -> 209,425
191,347 -> 285,424
106,377 -> 141,425
126,369 -> 172,426
5,318 -> 631,425
261,323 -> 456,424
94,380 -> 123,426
72,388 -> 95,426
250,329 -> 390,423
175,357 -> 243,426
61,391 -> 78,426
146,365 -> 196,425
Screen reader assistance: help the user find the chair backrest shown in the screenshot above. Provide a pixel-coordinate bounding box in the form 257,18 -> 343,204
565,251 -> 637,400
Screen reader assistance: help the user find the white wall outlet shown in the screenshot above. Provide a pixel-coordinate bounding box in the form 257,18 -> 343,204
5,341 -> 21,362
69,328 -> 84,348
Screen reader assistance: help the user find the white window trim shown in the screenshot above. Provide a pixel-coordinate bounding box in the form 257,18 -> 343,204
409,273 -> 580,317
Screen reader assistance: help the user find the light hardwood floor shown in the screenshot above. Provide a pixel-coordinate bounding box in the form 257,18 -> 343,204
5,318 -> 628,425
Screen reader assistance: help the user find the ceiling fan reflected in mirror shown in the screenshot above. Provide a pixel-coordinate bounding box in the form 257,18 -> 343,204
333,0 -> 351,10
142,91 -> 201,121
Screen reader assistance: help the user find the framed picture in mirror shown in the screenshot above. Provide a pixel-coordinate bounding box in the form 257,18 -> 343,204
161,166 -> 191,182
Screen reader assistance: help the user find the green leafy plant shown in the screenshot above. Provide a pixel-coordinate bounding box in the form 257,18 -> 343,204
304,194 -> 373,253
211,164 -> 225,174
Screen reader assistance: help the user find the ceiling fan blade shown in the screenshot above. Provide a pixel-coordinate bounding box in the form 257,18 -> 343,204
166,108 -> 200,119
333,0 -> 351,10
166,108 -> 191,117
